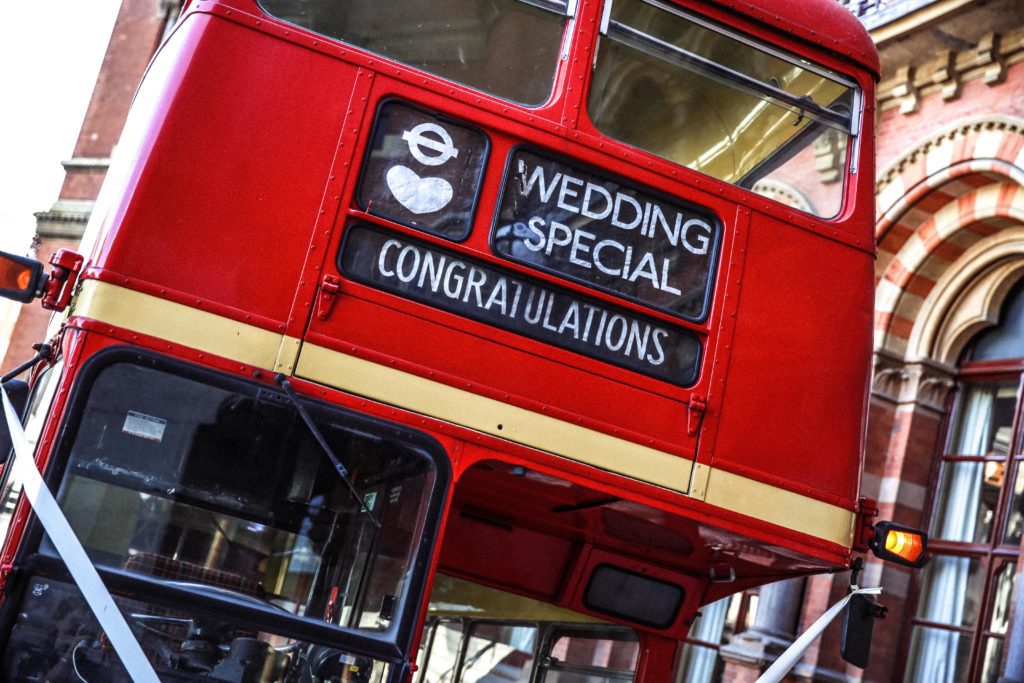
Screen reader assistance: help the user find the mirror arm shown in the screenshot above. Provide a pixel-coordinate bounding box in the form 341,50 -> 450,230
1,343 -> 53,384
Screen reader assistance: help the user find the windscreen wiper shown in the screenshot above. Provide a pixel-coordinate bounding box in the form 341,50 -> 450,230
274,374 -> 382,529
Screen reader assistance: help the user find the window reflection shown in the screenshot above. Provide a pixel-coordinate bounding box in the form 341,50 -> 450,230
258,0 -> 568,105
947,382 -> 1017,457
417,576 -> 638,683
587,0 -> 856,217
2,358 -> 444,681
904,626 -> 971,682
1005,464 -> 1024,545
932,461 -> 997,543
989,562 -> 1016,635
915,555 -> 984,628
980,637 -> 1005,683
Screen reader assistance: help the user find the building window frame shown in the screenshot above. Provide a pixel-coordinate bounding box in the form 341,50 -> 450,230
904,356 -> 1024,683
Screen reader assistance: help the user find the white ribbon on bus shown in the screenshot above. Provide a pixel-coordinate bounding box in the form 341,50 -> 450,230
755,585 -> 883,683
1,383 -> 160,682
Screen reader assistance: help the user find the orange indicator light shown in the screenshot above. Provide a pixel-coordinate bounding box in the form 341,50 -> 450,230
884,529 -> 924,564
869,521 -> 928,568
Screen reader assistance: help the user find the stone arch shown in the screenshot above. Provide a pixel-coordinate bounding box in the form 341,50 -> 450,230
875,184 -> 1024,357
872,116 -> 1024,361
907,230 -> 1024,365
876,115 -> 1024,220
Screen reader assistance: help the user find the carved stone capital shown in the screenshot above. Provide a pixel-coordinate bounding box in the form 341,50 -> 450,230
872,351 -> 956,412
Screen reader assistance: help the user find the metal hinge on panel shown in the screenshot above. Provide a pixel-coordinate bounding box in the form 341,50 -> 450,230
316,274 -> 342,321
686,395 -> 706,437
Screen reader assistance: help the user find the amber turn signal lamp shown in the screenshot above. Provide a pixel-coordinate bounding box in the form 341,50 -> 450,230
0,251 -> 44,304
869,521 -> 928,568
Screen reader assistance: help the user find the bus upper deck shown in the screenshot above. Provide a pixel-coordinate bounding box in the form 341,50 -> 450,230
76,0 -> 878,561
0,0 -> 900,681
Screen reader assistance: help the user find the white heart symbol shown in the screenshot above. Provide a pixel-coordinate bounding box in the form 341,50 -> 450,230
386,165 -> 454,214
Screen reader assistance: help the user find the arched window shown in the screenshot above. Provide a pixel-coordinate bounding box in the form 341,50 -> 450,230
905,278 -> 1024,682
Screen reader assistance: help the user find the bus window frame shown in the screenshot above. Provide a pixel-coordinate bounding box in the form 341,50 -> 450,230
0,346 -> 452,672
255,0 -> 576,109
587,0 -> 865,219
416,617 -> 641,683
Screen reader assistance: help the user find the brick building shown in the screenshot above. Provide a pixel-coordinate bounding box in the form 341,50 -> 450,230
1,0 -> 1022,681
0,0 -> 180,375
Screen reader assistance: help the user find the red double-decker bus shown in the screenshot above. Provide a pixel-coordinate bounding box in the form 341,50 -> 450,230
0,0 -> 923,680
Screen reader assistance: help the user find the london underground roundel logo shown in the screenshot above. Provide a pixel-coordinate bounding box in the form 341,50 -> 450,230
358,101 -> 489,241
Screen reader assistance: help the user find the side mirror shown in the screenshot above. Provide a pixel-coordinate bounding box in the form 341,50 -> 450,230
841,592 -> 886,668
0,251 -> 46,304
868,521 -> 928,568
0,379 -> 31,464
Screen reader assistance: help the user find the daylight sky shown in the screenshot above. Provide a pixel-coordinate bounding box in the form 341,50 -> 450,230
0,1 -> 121,255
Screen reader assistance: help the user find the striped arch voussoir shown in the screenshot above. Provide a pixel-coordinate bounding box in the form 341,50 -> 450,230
872,117 -> 1024,358
876,117 -> 1024,231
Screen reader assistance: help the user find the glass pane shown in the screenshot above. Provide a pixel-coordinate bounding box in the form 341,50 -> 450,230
0,364 -> 61,540
674,644 -> 723,683
989,562 -> 1016,634
904,625 -> 971,682
3,575 -> 390,682
686,595 -> 732,645
931,461 -> 999,543
588,0 -> 855,217
4,358 -> 444,679
948,381 -> 1018,457
463,623 -> 537,682
357,102 -> 489,241
420,621 -> 467,683
544,629 -> 638,683
972,279 -> 1024,362
1004,463 -> 1024,545
915,555 -> 984,628
54,363 -> 435,631
980,637 -> 1005,683
259,0 -> 567,105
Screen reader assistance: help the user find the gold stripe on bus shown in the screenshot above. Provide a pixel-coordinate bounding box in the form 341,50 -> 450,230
71,279 -> 856,548
295,343 -> 695,492
297,345 -> 854,548
73,280 -> 286,370
702,467 -> 856,548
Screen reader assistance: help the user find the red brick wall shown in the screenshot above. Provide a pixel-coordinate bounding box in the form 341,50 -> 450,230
59,0 -> 168,202
876,61 -> 1024,179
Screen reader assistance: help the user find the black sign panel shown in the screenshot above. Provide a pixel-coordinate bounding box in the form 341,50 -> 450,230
358,101 -> 488,240
339,224 -> 701,386
493,149 -> 719,321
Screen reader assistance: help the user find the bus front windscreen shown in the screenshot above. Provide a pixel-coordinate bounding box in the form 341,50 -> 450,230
1,354 -> 446,682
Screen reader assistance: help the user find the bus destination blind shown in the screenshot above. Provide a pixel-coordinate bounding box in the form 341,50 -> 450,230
339,224 -> 701,386
493,149 -> 719,321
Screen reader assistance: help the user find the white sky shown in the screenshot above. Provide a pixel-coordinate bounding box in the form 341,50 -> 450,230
0,1 -> 121,256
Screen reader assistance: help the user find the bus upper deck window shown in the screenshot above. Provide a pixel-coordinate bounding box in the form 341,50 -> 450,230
259,0 -> 571,106
588,0 -> 860,218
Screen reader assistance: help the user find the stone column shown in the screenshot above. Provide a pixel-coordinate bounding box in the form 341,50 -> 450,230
720,578 -> 805,680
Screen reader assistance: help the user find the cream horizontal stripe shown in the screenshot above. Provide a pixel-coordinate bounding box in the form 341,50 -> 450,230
297,344 -> 856,548
73,280 -> 284,370
704,468 -> 856,547
71,279 -> 856,548
296,343 -> 695,491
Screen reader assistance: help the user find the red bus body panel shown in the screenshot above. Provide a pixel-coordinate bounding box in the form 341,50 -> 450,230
2,0 -> 879,649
